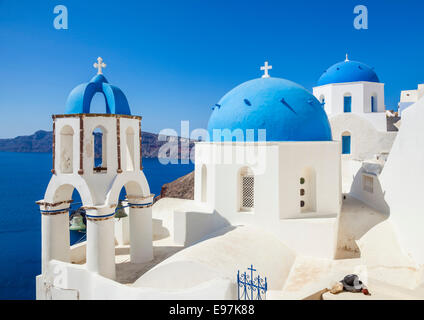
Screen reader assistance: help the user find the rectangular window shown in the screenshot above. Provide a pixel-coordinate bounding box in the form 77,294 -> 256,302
344,96 -> 352,112
241,176 -> 254,209
342,136 -> 351,154
363,175 -> 374,193
371,96 -> 377,112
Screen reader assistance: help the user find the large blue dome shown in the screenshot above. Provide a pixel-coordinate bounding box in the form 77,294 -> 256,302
317,59 -> 379,86
207,77 -> 332,142
65,74 -> 131,115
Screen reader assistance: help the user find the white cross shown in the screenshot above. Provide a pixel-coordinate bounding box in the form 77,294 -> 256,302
345,53 -> 349,62
93,57 -> 106,74
260,61 -> 272,78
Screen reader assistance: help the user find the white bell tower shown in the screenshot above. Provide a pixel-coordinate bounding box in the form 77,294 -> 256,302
37,59 -> 153,280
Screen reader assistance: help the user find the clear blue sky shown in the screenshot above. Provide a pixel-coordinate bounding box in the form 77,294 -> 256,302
0,0 -> 423,138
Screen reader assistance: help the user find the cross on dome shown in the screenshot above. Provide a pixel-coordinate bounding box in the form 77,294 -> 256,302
345,53 -> 349,62
94,57 -> 106,75
260,61 -> 272,78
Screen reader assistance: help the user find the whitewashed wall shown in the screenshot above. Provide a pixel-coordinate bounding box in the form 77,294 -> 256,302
313,81 -> 387,131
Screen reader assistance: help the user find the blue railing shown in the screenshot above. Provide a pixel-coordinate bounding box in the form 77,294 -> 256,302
237,265 -> 267,300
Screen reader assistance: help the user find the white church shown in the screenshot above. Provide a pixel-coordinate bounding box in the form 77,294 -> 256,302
36,57 -> 424,300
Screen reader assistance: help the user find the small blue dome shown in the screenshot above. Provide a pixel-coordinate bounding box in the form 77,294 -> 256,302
317,59 -> 379,86
207,77 -> 332,142
65,74 -> 131,115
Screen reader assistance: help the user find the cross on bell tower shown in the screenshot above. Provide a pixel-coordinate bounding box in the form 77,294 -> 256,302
94,57 -> 106,74
260,61 -> 272,78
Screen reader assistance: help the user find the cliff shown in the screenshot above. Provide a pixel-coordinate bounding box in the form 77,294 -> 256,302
0,130 -> 195,159
155,171 -> 194,202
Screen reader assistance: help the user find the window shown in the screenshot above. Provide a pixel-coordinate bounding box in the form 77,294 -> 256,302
300,168 -> 316,213
363,175 -> 374,193
342,132 -> 351,155
344,95 -> 352,112
93,126 -> 107,173
240,167 -> 254,211
125,127 -> 135,171
371,95 -> 377,112
60,125 -> 74,173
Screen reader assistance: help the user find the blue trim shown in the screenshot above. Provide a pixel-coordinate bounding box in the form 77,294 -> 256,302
128,202 -> 153,207
40,207 -> 70,214
86,212 -> 116,219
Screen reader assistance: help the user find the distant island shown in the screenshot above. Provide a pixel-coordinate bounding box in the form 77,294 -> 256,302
0,130 -> 195,159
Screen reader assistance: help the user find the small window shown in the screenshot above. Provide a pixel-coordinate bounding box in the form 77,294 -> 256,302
242,176 -> 254,209
300,177 -> 305,184
342,133 -> 351,155
363,175 -> 374,193
240,167 -> 255,211
300,201 -> 305,208
344,95 -> 352,112
300,189 -> 305,196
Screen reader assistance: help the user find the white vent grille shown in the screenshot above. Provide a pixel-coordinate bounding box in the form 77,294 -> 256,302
242,175 -> 254,209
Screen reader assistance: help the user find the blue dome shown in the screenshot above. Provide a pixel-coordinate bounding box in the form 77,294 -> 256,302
317,60 -> 379,86
65,74 -> 131,115
207,77 -> 332,142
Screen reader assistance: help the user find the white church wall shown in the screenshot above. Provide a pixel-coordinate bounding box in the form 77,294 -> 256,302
277,142 -> 341,219
330,113 -> 396,161
187,142 -> 341,258
313,82 -> 387,131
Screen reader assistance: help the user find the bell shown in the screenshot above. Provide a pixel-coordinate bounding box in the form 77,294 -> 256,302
115,200 -> 128,219
69,214 -> 86,231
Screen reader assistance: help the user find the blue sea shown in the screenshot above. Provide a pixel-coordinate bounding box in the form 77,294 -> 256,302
0,152 -> 193,300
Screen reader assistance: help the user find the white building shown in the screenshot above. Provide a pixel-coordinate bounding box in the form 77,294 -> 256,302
313,56 -> 397,197
36,60 -> 424,300
191,74 -> 342,258
398,83 -> 424,116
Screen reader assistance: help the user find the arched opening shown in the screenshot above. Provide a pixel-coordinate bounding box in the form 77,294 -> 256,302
300,167 -> 316,213
60,125 -> 74,174
342,131 -> 351,155
93,126 -> 107,173
113,180 -> 153,264
201,164 -> 207,202
125,127 -> 135,171
344,93 -> 352,113
371,94 -> 378,112
239,167 -> 254,211
48,184 -> 88,265
90,92 -> 108,114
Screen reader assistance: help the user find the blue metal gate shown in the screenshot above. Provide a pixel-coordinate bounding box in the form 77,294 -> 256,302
237,265 -> 267,300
